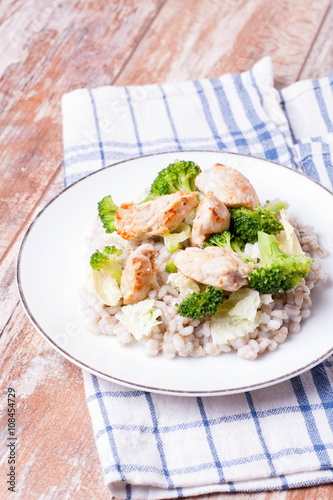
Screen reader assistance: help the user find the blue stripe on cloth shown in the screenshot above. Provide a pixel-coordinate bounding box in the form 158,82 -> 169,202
278,90 -> 297,144
144,392 -> 179,493
64,150 -> 109,168
297,143 -> 320,182
321,142 -> 333,185
62,141 -> 219,168
125,483 -> 132,500
196,397 -> 225,483
272,90 -> 300,171
102,441 -> 333,477
324,357 -> 333,367
93,400 -> 333,442
88,89 -> 105,167
124,87 -> 143,156
63,122 -> 281,156
86,390 -> 144,404
63,158 -> 68,187
159,85 -> 182,151
231,73 -> 279,162
91,375 -> 130,490
249,68 -> 264,107
313,79 -> 333,133
291,376 -> 331,468
228,482 -> 236,492
193,80 -> 226,150
280,475 -> 289,489
245,393 -> 276,477
311,363 -> 333,433
210,78 -> 251,155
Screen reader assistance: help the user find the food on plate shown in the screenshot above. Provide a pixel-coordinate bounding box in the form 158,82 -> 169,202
204,230 -> 253,263
121,244 -> 158,305
191,191 -> 230,247
115,189 -> 198,240
174,246 -> 253,292
88,246 -> 123,306
81,159 -> 327,360
195,163 -> 260,209
142,159 -> 201,201
247,231 -> 312,294
177,286 -> 224,320
98,195 -> 118,234
229,201 -> 285,243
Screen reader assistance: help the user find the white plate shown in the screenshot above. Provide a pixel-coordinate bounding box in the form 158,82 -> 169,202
17,151 -> 333,396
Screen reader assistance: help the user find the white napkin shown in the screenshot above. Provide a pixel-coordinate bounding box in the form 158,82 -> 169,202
62,57 -> 333,499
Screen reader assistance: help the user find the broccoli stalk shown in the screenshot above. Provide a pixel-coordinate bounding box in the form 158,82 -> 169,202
90,246 -> 123,284
204,231 -> 253,262
98,195 -> 119,233
177,286 -> 223,320
268,200 -> 286,216
230,201 -> 285,244
142,160 -> 201,202
248,231 -> 312,294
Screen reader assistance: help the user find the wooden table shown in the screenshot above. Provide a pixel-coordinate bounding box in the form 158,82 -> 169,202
1,0 -> 333,498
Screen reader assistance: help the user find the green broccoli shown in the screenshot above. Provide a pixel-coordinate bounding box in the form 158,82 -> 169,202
98,195 -> 119,233
230,201 -> 285,244
248,231 -> 312,294
165,258 -> 178,273
142,160 -> 201,202
177,286 -> 224,320
204,231 -> 252,262
90,245 -> 123,284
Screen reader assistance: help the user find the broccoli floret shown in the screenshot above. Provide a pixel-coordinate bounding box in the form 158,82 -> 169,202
142,160 -> 201,202
98,195 -> 119,233
247,231 -> 312,294
90,245 -> 123,284
177,286 -> 223,320
204,231 -> 252,262
165,258 -> 178,273
204,231 -> 233,249
230,201 -> 285,244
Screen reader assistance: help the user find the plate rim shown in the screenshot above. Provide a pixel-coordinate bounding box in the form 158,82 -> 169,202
16,150 -> 333,396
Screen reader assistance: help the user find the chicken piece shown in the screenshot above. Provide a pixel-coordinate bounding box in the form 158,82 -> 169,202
121,244 -> 159,305
195,163 -> 260,209
191,191 -> 230,247
174,246 -> 253,292
115,189 -> 199,240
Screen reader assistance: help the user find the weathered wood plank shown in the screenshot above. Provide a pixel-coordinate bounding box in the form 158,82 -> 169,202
0,305 -> 110,500
115,0 -> 330,89
0,168 -> 63,335
299,2 -> 333,81
0,0 -> 166,262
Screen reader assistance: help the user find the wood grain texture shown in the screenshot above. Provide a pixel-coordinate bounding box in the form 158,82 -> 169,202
0,306 -> 110,500
0,168 -> 63,336
115,0 -> 330,88
1,0 -> 333,498
0,0 -> 165,262
299,2 -> 333,81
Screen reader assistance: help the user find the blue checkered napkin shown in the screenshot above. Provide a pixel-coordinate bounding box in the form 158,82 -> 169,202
61,57 -> 333,499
